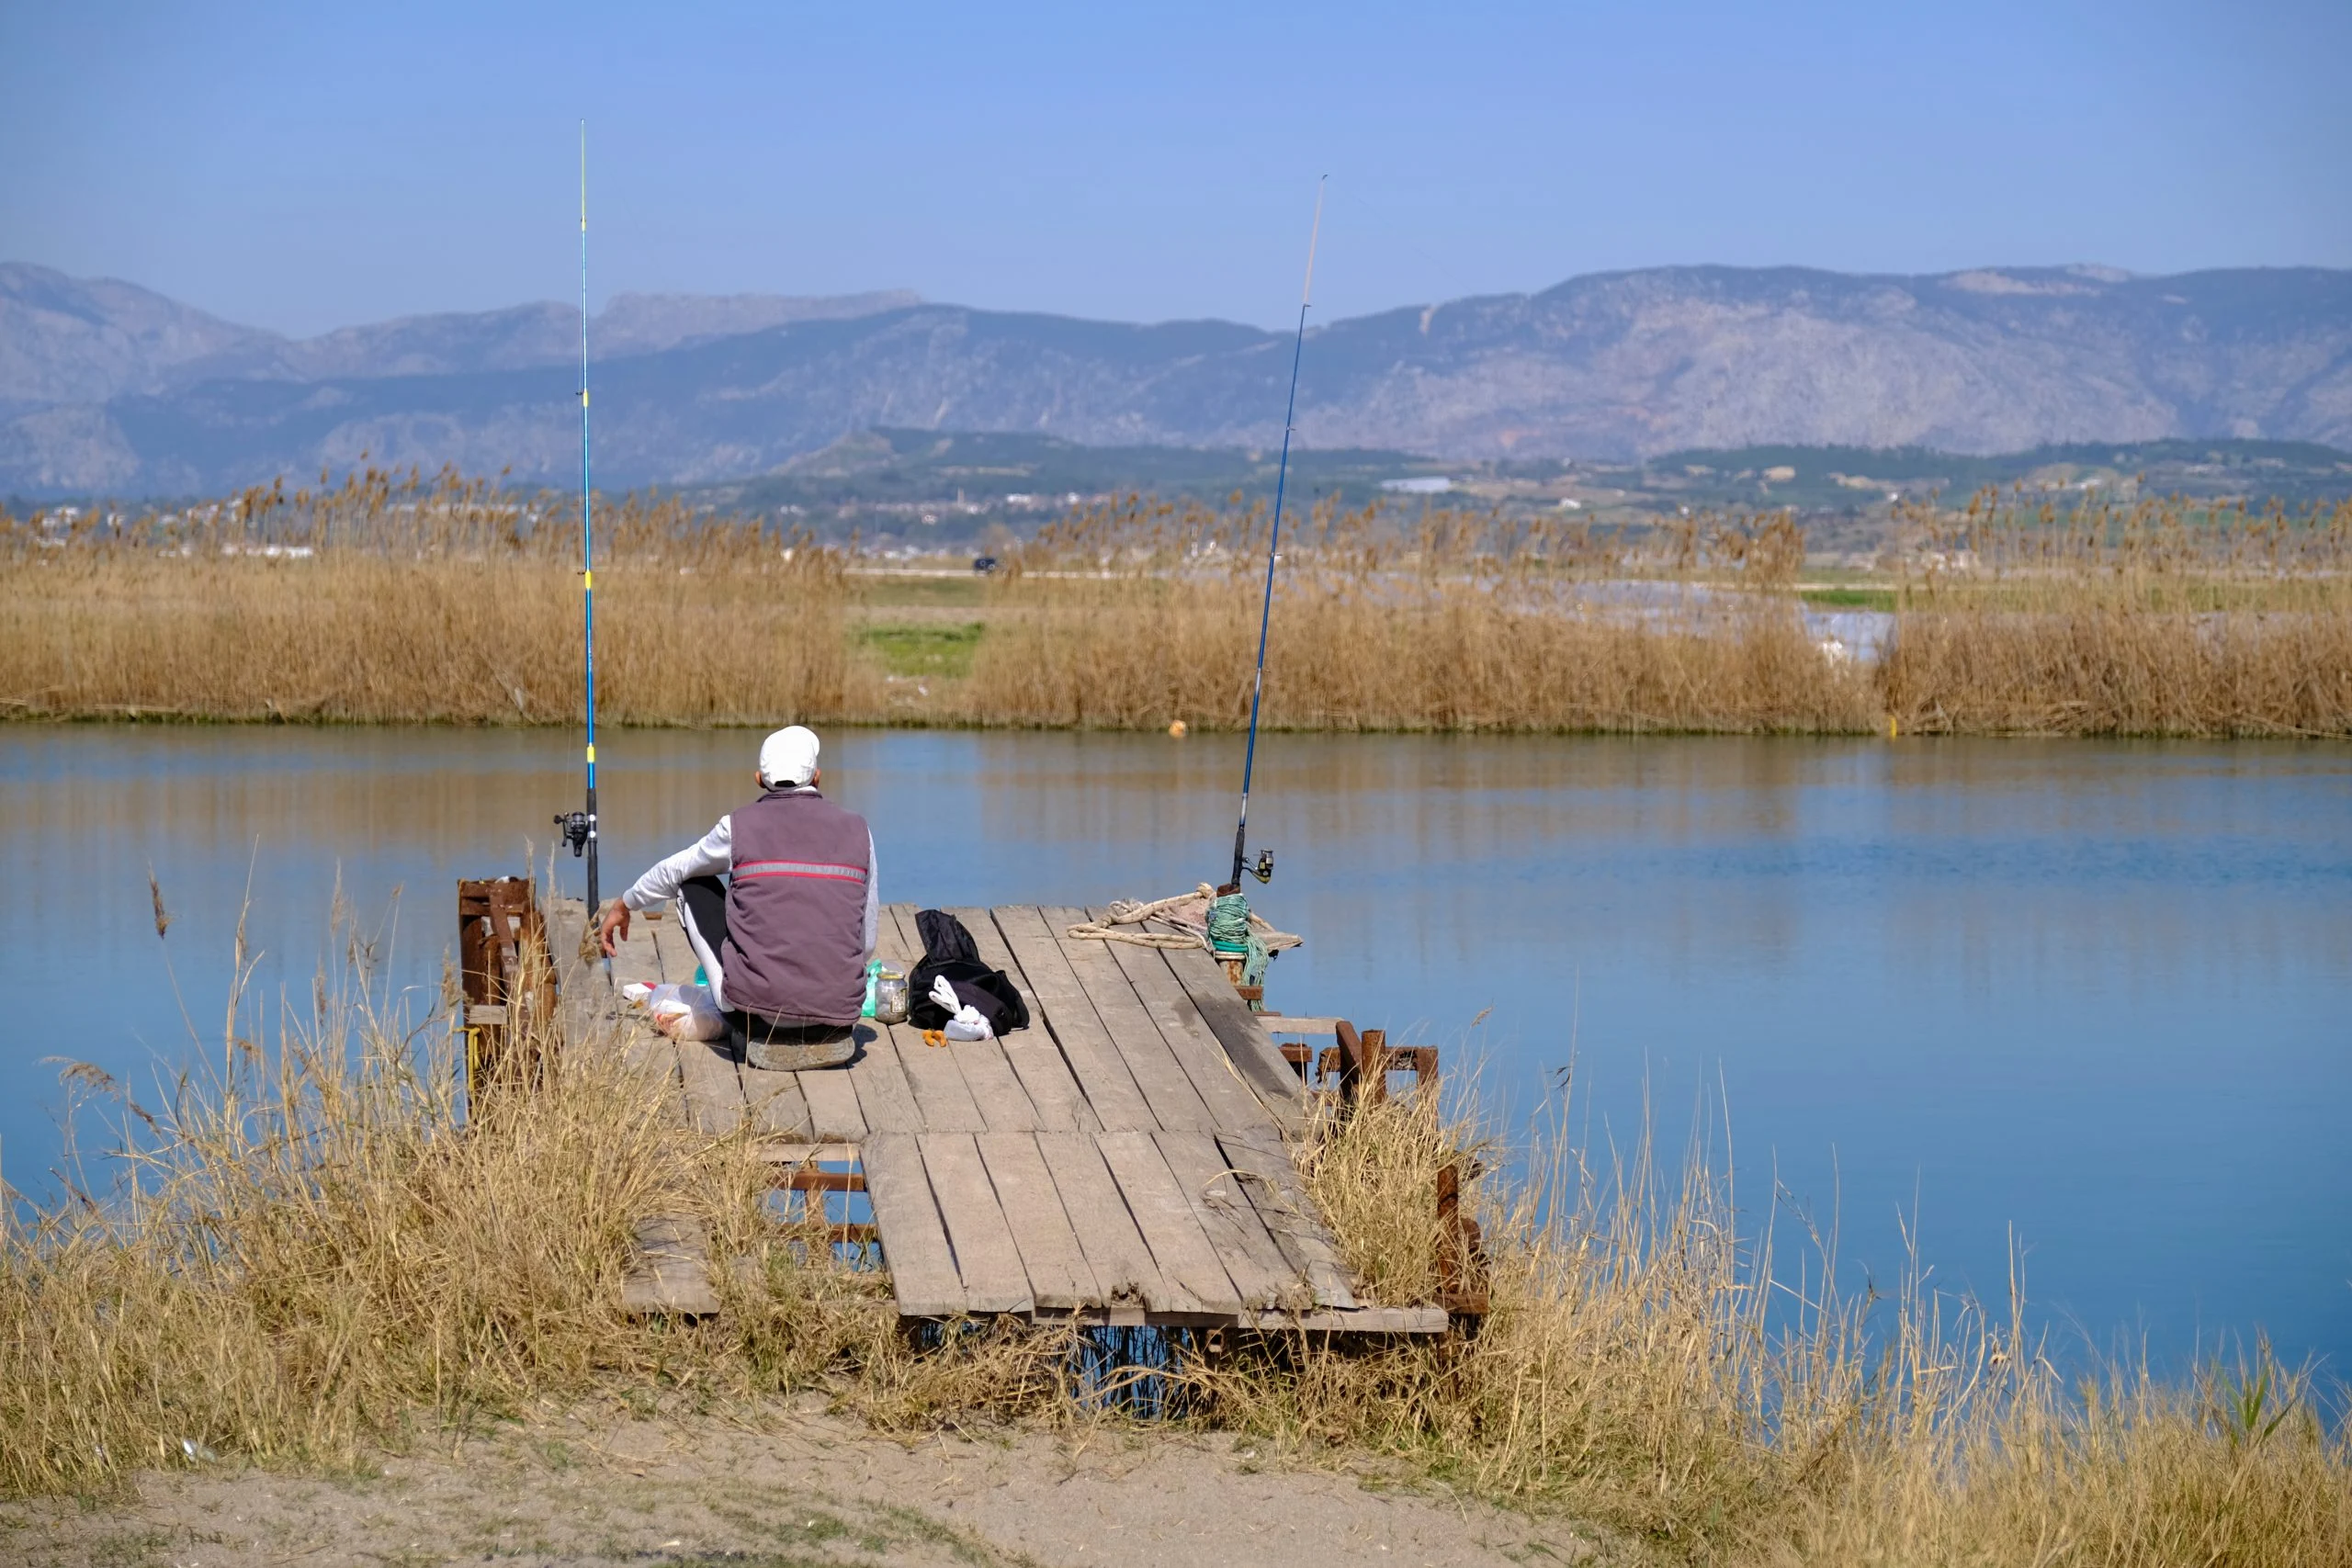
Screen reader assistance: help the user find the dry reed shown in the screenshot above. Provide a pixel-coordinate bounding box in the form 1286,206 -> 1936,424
1883,490 -> 2352,738
0,894 -> 1057,1496
4,471 -> 2349,736
0,469 -> 860,724
2,914 -> 2344,1563
1199,1087 -> 2352,1564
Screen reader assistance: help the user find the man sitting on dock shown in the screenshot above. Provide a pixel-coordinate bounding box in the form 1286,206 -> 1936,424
597,725 -> 876,1071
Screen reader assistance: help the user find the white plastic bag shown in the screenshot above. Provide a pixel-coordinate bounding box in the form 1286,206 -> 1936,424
626,980 -> 727,1042
928,974 -> 994,1042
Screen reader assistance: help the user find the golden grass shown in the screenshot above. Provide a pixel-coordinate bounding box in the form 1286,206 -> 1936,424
2,919 -> 2344,1564
1210,1089 -> 2352,1564
4,469 -> 2349,736
0,906 -> 1059,1496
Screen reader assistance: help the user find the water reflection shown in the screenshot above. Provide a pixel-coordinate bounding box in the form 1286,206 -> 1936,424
2,724 -> 2346,1372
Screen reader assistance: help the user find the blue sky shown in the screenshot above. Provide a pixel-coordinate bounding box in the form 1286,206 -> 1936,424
3,0 -> 2346,336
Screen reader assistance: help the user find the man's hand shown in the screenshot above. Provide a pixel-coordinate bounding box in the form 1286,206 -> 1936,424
597,898 -> 631,957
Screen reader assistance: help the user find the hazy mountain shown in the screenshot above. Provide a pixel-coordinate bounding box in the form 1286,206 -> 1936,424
0,263 -> 918,414
5,262 -> 2349,495
0,264 -> 277,410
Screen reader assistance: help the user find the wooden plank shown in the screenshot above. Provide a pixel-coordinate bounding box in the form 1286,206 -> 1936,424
876,908 -> 991,1133
880,1017 -> 987,1132
923,908 -> 1046,1132
753,1141 -> 861,1165
1093,1130 -> 1243,1314
1250,1306 -> 1451,1335
861,1133 -> 967,1316
620,1215 -> 719,1317
794,1040 -> 869,1143
975,1133 -> 1101,1311
743,1065 -> 815,1140
1034,1132 -> 1180,1312
1080,909 -> 1271,1136
919,1134 -> 1035,1314
845,1017 -> 924,1134
953,907 -> 1097,1133
674,1036 -> 748,1135
1040,908 -> 1217,1134
1216,1131 -> 1359,1310
1154,1130 -> 1310,1311
988,907 -> 1156,1131
1159,942 -> 1307,1133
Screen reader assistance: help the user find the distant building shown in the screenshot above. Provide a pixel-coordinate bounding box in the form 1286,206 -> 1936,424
1379,476 -> 1453,494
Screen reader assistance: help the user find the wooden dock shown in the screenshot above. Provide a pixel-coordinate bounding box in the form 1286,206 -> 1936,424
542,900 -> 1447,1335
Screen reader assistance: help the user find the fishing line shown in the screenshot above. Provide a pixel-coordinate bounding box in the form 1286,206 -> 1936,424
1228,176 -> 1326,891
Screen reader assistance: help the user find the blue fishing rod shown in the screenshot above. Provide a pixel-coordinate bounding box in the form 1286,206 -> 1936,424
555,121 -> 602,943
1228,177 -> 1326,891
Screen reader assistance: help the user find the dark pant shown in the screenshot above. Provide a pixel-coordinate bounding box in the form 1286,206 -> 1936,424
674,874 -> 853,1057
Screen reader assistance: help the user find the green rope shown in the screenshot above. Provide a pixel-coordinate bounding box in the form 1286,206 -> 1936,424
1208,891 -> 1274,996
1207,892 -> 1253,955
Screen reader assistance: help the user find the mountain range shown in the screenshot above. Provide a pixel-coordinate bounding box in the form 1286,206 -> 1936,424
4,259 -> 2348,497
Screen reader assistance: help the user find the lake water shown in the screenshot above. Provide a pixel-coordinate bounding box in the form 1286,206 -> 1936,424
3,724 -> 2346,1373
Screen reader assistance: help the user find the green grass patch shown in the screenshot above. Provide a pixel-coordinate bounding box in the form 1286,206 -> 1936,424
858,621 -> 985,679
857,574 -> 989,609
1800,586 -> 1897,610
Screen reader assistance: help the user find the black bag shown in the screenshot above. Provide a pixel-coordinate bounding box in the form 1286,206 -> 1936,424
907,908 -> 1031,1034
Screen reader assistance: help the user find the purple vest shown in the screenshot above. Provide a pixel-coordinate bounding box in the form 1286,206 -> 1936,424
721,787 -> 872,1025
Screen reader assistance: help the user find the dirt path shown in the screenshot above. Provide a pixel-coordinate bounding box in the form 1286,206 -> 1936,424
2,1404 -> 1603,1567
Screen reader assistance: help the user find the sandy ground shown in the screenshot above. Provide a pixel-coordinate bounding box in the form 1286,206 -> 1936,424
1,1401 -> 1603,1568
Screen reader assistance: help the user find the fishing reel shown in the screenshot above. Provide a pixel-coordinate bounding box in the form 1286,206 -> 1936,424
553,809 -> 593,858
1247,848 -> 1274,885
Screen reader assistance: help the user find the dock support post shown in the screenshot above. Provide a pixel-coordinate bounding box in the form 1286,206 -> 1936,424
1436,1161 -> 1488,1320
457,876 -> 558,1105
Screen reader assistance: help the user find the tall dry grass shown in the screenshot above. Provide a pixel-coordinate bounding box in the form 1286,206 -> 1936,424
1211,1089 -> 2352,1564
3,914 -> 2344,1563
1883,490 -> 2352,738
0,468 -> 861,724
968,495 -> 1876,733
5,471 -> 2350,736
0,895 -> 1057,1496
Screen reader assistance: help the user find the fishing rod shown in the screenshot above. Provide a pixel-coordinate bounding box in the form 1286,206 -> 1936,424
1228,177 -> 1326,892
555,121 -> 601,935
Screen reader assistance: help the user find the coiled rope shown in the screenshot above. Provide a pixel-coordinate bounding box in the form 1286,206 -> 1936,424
1064,884 -> 1302,962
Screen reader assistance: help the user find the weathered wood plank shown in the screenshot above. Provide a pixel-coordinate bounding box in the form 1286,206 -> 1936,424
1159,942 -> 1307,1133
919,1134 -> 1035,1314
989,907 -> 1156,1131
620,1215 -> 719,1317
861,1133 -> 966,1316
1094,1130 -> 1243,1314
845,1019 -> 924,1134
1250,1305 -> 1451,1334
874,908 -> 992,1134
743,1066 -> 815,1140
675,1036 -> 749,1136
1217,1131 -> 1360,1310
1040,908 -> 1218,1134
952,905 -> 1097,1133
1093,911 -> 1282,1135
876,903 -> 924,967
1060,907 -> 1275,1136
975,1133 -> 1101,1311
1034,1132 -> 1181,1312
939,904 -> 1095,1134
882,1019 -> 988,1132
1154,1130 -> 1309,1311
793,1038 -> 869,1143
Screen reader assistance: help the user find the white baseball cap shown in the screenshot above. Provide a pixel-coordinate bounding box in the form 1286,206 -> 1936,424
758,725 -> 820,787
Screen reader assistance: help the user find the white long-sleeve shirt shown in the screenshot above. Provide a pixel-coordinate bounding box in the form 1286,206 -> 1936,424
623,792 -> 878,963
